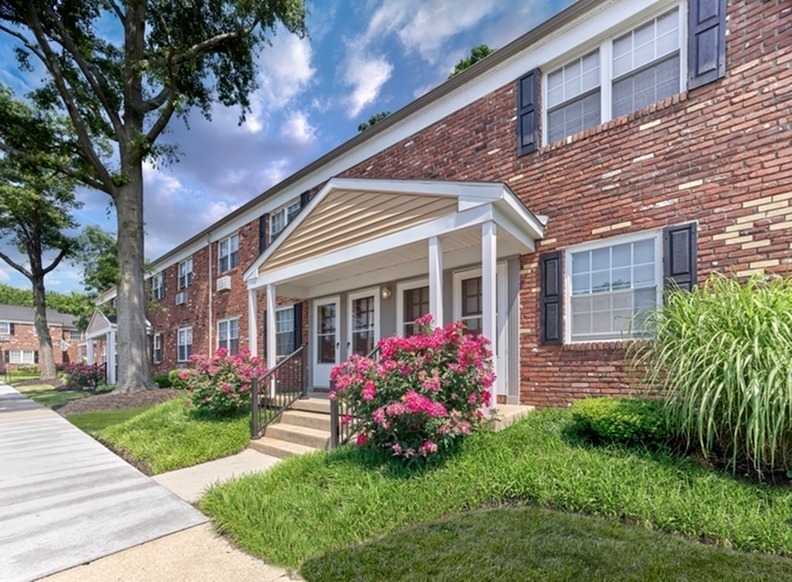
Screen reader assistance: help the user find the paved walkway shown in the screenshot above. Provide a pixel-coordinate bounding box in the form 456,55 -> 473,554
0,384 -> 293,581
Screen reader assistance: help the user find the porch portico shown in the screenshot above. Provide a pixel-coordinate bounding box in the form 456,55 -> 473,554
244,178 -> 545,404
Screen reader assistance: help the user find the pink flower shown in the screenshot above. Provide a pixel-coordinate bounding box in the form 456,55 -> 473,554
356,433 -> 369,447
362,380 -> 377,402
178,369 -> 190,382
391,443 -> 403,456
341,415 -> 352,425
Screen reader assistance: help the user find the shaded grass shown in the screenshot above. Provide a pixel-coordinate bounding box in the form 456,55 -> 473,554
27,389 -> 91,409
67,405 -> 155,434
99,397 -> 250,474
201,409 -> 792,570
301,507 -> 792,581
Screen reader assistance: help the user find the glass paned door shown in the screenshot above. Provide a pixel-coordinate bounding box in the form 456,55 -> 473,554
313,296 -> 339,387
348,290 -> 379,356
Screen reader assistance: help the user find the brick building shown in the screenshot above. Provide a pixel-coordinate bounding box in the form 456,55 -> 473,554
0,304 -> 80,372
100,0 -> 790,407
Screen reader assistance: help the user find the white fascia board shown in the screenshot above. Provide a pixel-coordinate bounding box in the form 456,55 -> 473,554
495,195 -> 545,241
492,206 -> 538,252
251,205 -> 495,289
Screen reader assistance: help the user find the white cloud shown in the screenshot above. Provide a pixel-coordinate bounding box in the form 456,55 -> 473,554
280,110 -> 316,144
258,34 -> 316,110
343,51 -> 394,118
0,265 -> 9,283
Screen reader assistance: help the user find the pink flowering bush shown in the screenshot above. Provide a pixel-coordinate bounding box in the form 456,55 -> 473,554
179,349 -> 266,417
61,362 -> 106,390
330,314 -> 494,463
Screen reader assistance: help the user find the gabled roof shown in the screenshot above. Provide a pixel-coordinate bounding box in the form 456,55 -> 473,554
0,304 -> 77,328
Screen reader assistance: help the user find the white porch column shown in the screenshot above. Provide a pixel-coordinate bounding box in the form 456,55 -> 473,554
107,330 -> 116,385
266,284 -> 277,397
428,236 -> 444,327
481,221 -> 497,412
86,339 -> 95,365
248,289 -> 258,358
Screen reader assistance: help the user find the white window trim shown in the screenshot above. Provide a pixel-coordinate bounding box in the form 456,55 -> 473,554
347,287 -> 380,356
0,321 -> 9,334
178,258 -> 193,289
452,268 -> 482,329
396,278 -> 429,337
218,233 -> 239,273
9,350 -> 36,365
217,317 -> 240,353
542,1 -> 687,147
275,305 -> 296,358
153,333 -> 163,364
564,230 -> 663,344
152,272 -> 164,299
269,197 -> 301,243
177,326 -> 193,362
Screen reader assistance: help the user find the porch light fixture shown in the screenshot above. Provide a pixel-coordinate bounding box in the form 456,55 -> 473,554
380,286 -> 392,300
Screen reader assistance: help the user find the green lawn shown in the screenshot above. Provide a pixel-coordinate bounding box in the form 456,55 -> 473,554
67,405 -> 156,434
99,397 -> 251,474
301,507 -> 792,581
201,409 -> 792,570
26,389 -> 91,409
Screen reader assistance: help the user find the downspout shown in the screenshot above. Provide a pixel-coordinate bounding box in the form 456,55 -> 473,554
207,233 -> 213,354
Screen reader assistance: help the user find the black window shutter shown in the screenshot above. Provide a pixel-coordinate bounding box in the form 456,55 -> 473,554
9,323 -> 14,335
34,351 -> 39,364
4,351 -> 8,363
540,251 -> 563,344
293,302 -> 302,351
300,191 -> 309,208
259,214 -> 268,254
688,0 -> 726,90
517,69 -> 539,156
663,223 -> 698,291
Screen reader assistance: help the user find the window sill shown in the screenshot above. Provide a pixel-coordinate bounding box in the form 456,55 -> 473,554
562,340 -> 641,351
539,92 -> 689,155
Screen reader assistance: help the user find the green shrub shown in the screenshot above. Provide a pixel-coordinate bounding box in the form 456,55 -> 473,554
153,373 -> 172,388
95,383 -> 114,394
632,273 -> 792,476
168,369 -> 189,390
570,397 -> 667,445
180,349 -> 265,417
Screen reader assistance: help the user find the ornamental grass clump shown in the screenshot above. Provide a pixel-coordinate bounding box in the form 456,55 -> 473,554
179,349 -> 266,417
330,314 -> 494,463
633,273 -> 792,477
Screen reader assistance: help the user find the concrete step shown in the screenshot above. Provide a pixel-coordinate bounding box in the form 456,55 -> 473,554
265,423 -> 331,449
290,398 -> 331,414
249,437 -> 317,459
280,409 -> 331,431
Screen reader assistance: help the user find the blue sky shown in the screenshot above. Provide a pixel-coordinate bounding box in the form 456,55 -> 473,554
0,0 -> 574,294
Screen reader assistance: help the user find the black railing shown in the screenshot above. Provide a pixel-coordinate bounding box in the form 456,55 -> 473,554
330,345 -> 380,448
250,344 -> 307,439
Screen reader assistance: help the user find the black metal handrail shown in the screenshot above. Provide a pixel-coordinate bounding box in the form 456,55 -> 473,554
250,344 -> 307,439
330,345 -> 381,448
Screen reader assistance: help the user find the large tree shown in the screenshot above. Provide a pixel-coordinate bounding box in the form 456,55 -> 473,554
449,44 -> 494,78
76,225 -> 119,299
0,1 -> 307,391
0,155 -> 80,381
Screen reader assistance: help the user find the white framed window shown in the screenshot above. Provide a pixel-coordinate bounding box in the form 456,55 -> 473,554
275,307 -> 295,358
153,333 -> 163,364
217,318 -> 240,355
178,258 -> 193,289
565,231 -> 662,343
177,327 -> 192,362
348,288 -> 379,356
68,330 -> 81,341
218,234 -> 239,273
396,279 -> 429,337
0,321 -> 9,334
544,6 -> 684,145
452,269 -> 483,335
8,350 -> 36,365
151,272 -> 164,300
269,198 -> 301,242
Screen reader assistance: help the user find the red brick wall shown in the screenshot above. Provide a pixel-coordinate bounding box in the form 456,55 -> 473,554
0,323 -> 79,372
334,0 -> 791,406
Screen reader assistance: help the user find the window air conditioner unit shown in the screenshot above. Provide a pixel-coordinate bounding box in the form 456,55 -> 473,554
0,335 -> 9,343
216,275 -> 232,292
175,291 -> 188,305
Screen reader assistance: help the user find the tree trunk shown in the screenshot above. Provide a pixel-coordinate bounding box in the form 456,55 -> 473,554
30,273 -> 57,382
113,159 -> 155,392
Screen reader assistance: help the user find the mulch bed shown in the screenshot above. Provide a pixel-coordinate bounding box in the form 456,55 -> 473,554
57,388 -> 183,416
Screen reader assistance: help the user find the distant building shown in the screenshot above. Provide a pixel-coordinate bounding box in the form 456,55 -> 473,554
0,304 -> 80,372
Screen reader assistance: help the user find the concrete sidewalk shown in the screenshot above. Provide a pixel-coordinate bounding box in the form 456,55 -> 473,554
0,384 -> 206,581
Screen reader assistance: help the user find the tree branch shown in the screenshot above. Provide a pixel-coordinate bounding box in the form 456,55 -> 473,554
22,3 -> 115,194
145,95 -> 175,144
0,23 -> 46,63
147,21 -> 260,68
0,141 -> 105,191
42,4 -> 124,137
140,86 -> 171,114
107,0 -> 126,25
0,249 -> 32,280
42,246 -> 69,275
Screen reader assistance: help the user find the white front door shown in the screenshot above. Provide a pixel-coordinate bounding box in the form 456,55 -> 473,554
347,289 -> 380,358
312,296 -> 340,388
